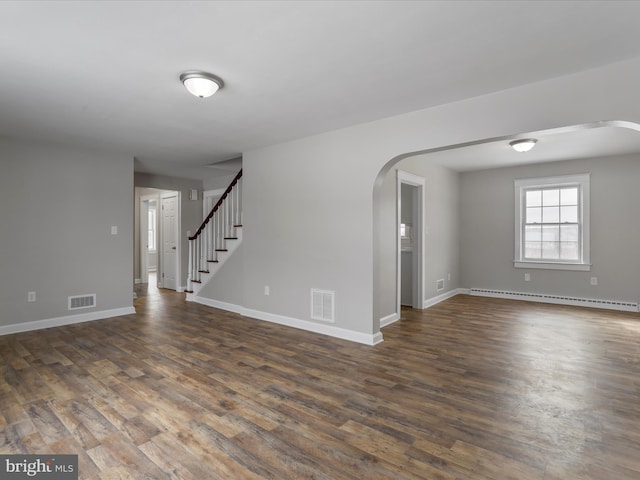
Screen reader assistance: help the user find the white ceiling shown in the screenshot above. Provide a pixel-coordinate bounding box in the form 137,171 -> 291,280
424,123 -> 640,172
2,1 -> 640,179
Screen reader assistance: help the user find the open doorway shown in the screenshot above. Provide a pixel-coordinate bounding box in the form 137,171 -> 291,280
140,194 -> 158,285
137,188 -> 180,290
397,170 -> 424,312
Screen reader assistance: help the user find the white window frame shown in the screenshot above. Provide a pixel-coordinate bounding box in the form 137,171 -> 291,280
147,205 -> 157,253
514,173 -> 591,271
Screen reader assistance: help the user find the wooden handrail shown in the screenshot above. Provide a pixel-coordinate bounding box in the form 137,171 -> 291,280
189,169 -> 242,241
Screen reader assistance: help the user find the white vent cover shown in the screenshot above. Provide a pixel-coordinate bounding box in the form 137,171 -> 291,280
311,289 -> 335,323
68,294 -> 96,310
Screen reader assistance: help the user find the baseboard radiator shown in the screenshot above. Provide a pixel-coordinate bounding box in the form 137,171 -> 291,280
469,288 -> 639,313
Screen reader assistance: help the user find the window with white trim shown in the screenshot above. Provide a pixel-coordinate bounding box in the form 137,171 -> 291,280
147,206 -> 157,253
514,174 -> 590,271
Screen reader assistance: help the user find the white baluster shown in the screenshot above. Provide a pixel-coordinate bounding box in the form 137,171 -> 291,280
237,177 -> 243,226
187,239 -> 193,292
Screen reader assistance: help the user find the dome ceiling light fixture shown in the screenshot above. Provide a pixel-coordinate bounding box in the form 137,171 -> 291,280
180,71 -> 223,98
509,138 -> 538,153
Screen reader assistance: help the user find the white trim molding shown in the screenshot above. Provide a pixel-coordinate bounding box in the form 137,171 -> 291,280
381,289 -> 464,329
0,306 -> 136,337
380,313 -> 400,328
189,295 -> 384,346
423,288 -> 463,309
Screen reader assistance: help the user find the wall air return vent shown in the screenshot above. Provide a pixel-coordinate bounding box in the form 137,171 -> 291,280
68,294 -> 96,310
311,289 -> 335,323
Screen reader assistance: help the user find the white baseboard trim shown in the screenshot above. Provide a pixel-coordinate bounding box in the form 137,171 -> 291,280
381,289 -> 463,329
135,278 -> 143,284
423,288 -> 464,309
191,296 -> 245,315
177,285 -> 186,293
467,288 -> 639,312
380,313 -> 400,328
0,306 -> 136,337
191,295 -> 383,346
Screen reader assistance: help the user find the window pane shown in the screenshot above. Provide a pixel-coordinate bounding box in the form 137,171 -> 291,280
561,187 -> 578,206
560,224 -> 579,242
560,242 -> 579,260
543,189 -> 560,206
542,225 -> 559,241
517,176 -> 588,266
148,208 -> 156,251
541,242 -> 560,259
542,206 -> 560,223
526,190 -> 542,207
526,207 -> 541,223
525,225 -> 542,242
560,205 -> 578,223
525,242 -> 541,259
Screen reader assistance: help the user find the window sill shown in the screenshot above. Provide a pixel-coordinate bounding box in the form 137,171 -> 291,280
514,261 -> 591,271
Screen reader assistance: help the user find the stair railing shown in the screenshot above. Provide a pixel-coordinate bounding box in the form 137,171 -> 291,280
187,169 -> 243,293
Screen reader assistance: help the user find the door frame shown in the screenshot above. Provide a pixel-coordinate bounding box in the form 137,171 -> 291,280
139,193 -> 160,285
159,191 -> 181,291
397,170 -> 425,314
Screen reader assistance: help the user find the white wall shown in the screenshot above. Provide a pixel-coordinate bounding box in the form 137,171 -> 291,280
0,136 -> 133,329
197,57 -> 640,343
460,154 -> 640,303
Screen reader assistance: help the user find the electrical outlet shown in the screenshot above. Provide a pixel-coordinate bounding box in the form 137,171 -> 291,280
28,291 -> 36,302
111,226 -> 118,235
524,273 -> 531,282
264,285 -> 270,296
447,273 -> 451,281
590,277 -> 598,286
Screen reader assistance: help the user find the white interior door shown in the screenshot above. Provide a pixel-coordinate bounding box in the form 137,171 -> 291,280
161,193 -> 178,290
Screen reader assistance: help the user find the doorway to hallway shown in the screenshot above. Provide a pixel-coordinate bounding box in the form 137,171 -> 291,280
137,188 -> 181,291
397,170 -> 424,312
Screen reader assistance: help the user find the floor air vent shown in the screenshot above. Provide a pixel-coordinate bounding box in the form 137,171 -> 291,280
68,294 -> 96,310
311,289 -> 335,323
469,288 -> 639,312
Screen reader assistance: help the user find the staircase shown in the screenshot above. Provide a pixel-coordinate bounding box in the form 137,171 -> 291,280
185,169 -> 242,298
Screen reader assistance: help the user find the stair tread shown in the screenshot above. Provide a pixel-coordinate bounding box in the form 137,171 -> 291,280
224,237 -> 238,240
198,270 -> 210,274
215,249 -> 228,252
207,260 -> 219,263
192,280 -> 201,284
185,290 -> 193,293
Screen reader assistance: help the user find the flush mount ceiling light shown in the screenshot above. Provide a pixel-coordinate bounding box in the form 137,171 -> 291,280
509,138 -> 538,153
180,71 -> 223,98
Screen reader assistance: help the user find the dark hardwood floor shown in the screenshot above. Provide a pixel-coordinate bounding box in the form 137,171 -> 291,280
1,284 -> 640,479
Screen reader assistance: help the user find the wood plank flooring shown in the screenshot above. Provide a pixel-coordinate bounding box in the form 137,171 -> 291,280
1,286 -> 640,479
